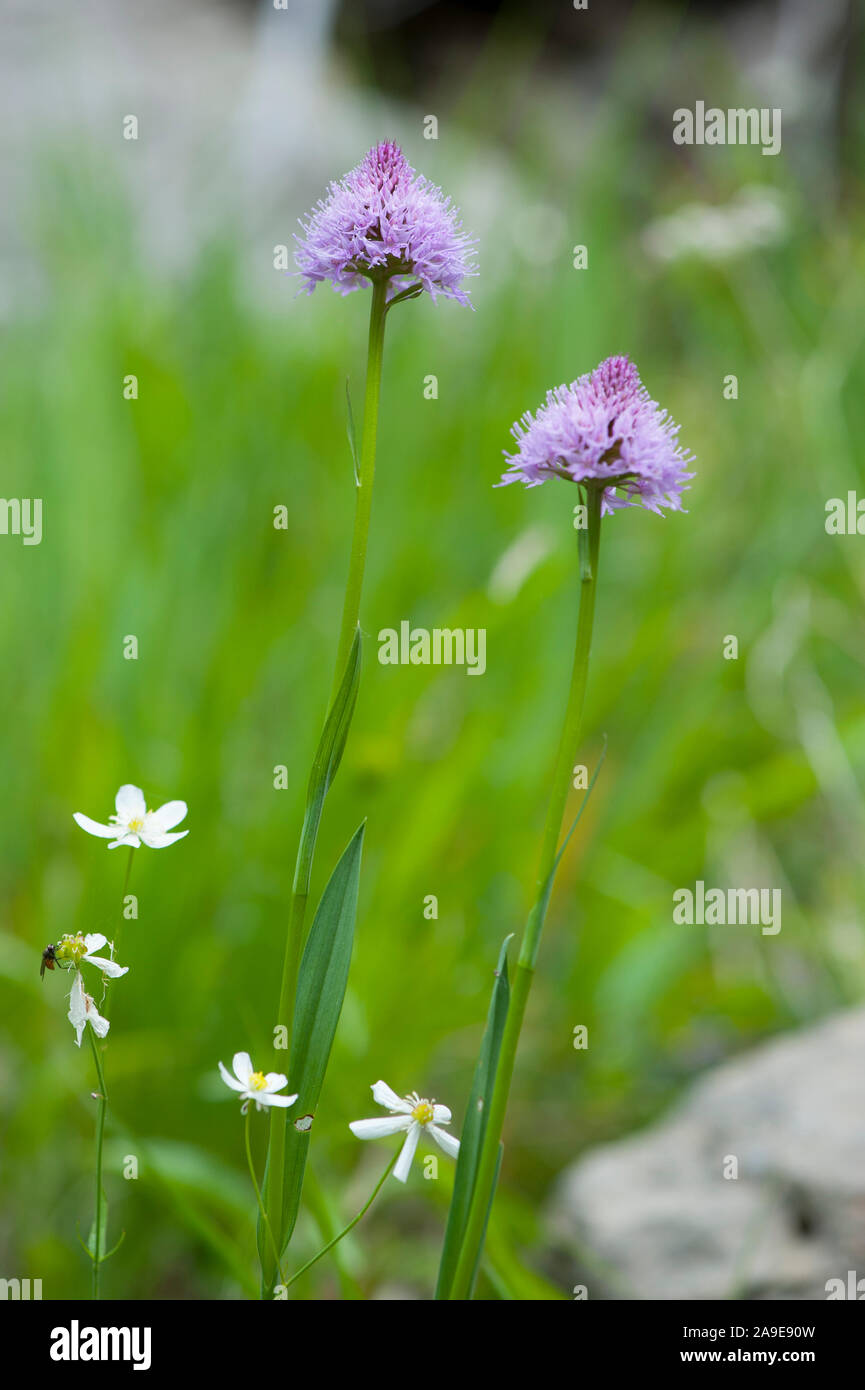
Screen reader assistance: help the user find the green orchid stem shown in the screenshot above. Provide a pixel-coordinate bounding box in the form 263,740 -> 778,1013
331,277 -> 388,701
87,1027 -> 108,1300
283,1153 -> 397,1293
449,484 -> 603,1300
279,277 -> 388,1047
263,279 -> 390,1292
245,1108 -> 284,1295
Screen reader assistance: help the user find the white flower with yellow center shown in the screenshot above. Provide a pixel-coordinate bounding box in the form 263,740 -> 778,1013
67,971 -> 111,1047
218,1051 -> 298,1115
56,933 -> 129,978
349,1080 -> 460,1182
73,783 -> 188,850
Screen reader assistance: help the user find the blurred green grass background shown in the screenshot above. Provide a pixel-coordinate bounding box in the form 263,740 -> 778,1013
2,10 -> 865,1299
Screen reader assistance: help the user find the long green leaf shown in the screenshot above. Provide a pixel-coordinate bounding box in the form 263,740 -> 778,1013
294,626 -> 361,898
466,1143 -> 503,1298
277,821 -> 365,1256
435,935 -> 511,1299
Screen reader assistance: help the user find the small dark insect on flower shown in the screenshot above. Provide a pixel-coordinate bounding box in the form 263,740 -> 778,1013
40,943 -> 74,979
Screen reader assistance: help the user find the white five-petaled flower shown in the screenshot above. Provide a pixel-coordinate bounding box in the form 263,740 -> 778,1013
56,932 -> 129,978
73,783 -> 189,850
349,1080 -> 460,1182
218,1051 -> 298,1115
67,972 -> 111,1047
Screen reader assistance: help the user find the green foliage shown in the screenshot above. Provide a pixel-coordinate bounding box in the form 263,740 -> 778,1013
436,935 -> 511,1298
3,20 -> 865,1298
278,823 -> 365,1255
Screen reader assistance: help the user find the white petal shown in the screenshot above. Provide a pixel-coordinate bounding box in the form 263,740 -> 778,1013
393,1123 -> 421,1182
108,834 -> 140,849
232,1052 -> 254,1085
83,934 -> 108,952
432,1104 -> 452,1125
147,800 -> 187,832
84,953 -> 128,978
86,997 -> 110,1038
371,1080 -> 412,1114
257,1091 -> 298,1108
115,784 -> 146,820
263,1072 -> 289,1092
67,974 -> 87,1047
141,830 -> 189,849
73,813 -> 116,840
349,1115 -> 413,1140
429,1125 -> 460,1160
218,1060 -> 246,1093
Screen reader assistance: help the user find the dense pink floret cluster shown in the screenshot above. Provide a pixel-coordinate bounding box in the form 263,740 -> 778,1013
500,356 -> 695,515
295,140 -> 476,306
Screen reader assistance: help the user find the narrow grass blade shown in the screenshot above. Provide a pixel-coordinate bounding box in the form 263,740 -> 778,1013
435,935 -> 511,1299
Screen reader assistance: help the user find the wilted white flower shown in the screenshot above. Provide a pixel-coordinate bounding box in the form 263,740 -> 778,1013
349,1080 -> 460,1182
74,783 -> 188,849
218,1051 -> 298,1116
67,972 -> 111,1047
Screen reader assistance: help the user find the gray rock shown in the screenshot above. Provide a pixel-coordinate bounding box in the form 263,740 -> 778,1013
549,1009 -> 865,1300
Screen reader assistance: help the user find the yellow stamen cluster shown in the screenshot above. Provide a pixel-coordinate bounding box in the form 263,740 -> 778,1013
411,1099 -> 435,1126
249,1071 -> 269,1091
56,933 -> 87,965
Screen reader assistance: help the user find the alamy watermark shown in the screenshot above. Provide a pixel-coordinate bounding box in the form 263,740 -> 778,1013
0,1276 -> 42,1299
673,102 -> 781,157
378,621 -> 486,675
673,880 -> 782,935
0,497 -> 42,545
49,1320 -> 151,1370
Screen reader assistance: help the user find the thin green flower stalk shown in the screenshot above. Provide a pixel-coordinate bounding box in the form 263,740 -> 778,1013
260,139 -> 476,1296
86,845 -> 136,1299
281,1153 -> 397,1294
448,356 -> 695,1296
293,1075 -> 461,1296
275,275 -> 387,1057
61,781 -> 189,1295
245,1109 -> 285,1289
86,1028 -> 109,1298
43,926 -> 128,1297
262,280 -> 389,1295
449,485 -> 602,1299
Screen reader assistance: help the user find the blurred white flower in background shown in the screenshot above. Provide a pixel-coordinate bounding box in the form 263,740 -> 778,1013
642,187 -> 789,264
